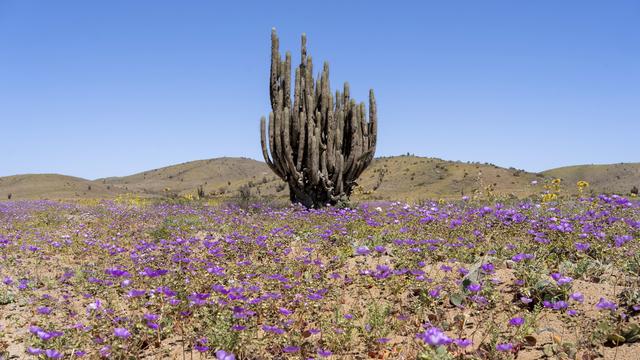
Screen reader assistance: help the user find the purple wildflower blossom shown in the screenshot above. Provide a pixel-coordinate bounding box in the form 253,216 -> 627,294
317,349 -> 332,357
467,283 -> 482,293
496,343 -> 513,352
283,346 -> 300,353
45,349 -> 63,359
215,350 -> 236,360
596,297 -> 617,311
417,327 -> 452,346
113,327 -> 131,338
570,292 -> 584,303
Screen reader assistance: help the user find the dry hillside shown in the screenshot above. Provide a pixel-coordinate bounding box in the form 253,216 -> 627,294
542,163 -> 640,195
1,156 -> 637,202
0,174 -> 125,200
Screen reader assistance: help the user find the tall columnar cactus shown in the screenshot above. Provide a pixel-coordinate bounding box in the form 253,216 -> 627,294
260,29 -> 377,208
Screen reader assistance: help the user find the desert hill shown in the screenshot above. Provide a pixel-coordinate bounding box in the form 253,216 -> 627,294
1,156 -> 638,202
542,163 -> 640,195
98,157 -> 273,197
0,174 -> 125,200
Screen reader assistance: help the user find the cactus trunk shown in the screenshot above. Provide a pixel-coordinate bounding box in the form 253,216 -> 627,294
260,29 -> 377,208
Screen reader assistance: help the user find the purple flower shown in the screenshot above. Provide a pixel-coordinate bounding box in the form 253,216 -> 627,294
143,313 -> 159,321
512,253 -> 532,262
283,346 -> 300,353
614,235 -> 632,247
556,276 -> 573,286
105,268 -> 130,278
99,345 -> 111,357
37,306 -> 52,315
570,292 -> 584,303
37,330 -> 54,341
194,339 -> 209,352
509,317 -> 524,326
194,344 -> 209,352
374,245 -> 386,253
279,307 -> 293,316
215,350 -> 236,360
596,297 -> 617,311
376,338 -> 390,344
187,292 -> 210,306
169,298 -> 181,306
520,296 -> 533,304
552,301 -> 568,310
481,263 -> 495,274
496,343 -> 513,352
45,349 -> 63,359
467,283 -> 482,293
454,338 -> 472,347
18,279 -> 29,290
575,242 -> 590,251
355,246 -> 370,255
417,327 -> 452,346
113,327 -> 131,338
307,289 -> 326,301
27,347 -> 44,355
317,349 -> 333,357
127,289 -> 146,298
262,325 -> 285,335
139,267 -> 168,277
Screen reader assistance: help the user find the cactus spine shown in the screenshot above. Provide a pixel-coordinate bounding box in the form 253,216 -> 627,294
260,29 -> 377,208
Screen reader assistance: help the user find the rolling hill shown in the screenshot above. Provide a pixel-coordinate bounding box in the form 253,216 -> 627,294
542,163 -> 640,195
0,157 -> 638,202
0,174 -> 125,200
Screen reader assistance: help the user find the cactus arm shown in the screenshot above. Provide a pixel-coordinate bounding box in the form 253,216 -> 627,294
260,116 -> 282,178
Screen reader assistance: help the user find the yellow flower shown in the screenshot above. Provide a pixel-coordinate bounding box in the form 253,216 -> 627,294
577,180 -> 589,188
552,178 -> 562,185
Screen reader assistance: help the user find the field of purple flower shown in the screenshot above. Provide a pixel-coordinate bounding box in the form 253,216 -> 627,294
1,193 -> 639,359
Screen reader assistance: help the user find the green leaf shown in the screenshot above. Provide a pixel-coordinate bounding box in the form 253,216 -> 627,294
621,323 -> 640,343
607,333 -> 626,344
450,293 -> 465,307
542,344 -> 556,357
461,278 -> 471,289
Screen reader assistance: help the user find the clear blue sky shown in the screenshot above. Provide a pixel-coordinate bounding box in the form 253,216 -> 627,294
1,1 -> 638,179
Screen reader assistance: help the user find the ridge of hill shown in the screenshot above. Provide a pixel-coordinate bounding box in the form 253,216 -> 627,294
1,157 -> 638,201
542,163 -> 640,195
0,173 -> 125,200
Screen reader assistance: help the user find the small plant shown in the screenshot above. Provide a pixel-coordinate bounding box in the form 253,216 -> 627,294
197,185 -> 205,199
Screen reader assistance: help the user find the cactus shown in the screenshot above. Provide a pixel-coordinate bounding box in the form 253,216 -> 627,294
260,29 -> 377,208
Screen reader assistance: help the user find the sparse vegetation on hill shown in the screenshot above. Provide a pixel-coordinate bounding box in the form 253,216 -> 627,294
543,163 -> 640,195
1,157 -> 638,202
